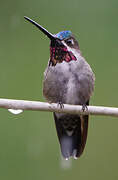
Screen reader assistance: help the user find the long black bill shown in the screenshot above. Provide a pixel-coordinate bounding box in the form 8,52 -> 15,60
24,16 -> 56,41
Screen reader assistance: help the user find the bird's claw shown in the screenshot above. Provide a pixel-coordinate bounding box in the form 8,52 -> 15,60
57,101 -> 64,109
82,104 -> 88,112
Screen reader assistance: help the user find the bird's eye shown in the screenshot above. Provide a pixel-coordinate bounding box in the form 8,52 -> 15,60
65,39 -> 74,46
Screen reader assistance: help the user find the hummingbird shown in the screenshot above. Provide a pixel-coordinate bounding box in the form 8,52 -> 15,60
24,16 -> 95,160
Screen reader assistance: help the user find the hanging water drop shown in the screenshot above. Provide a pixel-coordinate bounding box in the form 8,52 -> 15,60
8,109 -> 23,115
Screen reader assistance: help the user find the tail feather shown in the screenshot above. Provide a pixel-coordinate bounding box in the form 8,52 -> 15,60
53,112 -> 89,159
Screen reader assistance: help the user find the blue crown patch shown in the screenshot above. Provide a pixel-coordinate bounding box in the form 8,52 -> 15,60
56,30 -> 72,40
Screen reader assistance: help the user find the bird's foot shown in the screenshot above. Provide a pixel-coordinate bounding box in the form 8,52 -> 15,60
82,104 -> 88,112
57,101 -> 64,109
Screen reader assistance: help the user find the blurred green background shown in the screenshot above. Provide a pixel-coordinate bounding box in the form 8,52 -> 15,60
0,0 -> 118,179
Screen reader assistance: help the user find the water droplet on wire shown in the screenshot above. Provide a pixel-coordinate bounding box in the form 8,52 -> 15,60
8,109 -> 23,115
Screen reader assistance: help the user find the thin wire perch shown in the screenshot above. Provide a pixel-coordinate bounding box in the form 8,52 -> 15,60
0,98 -> 118,117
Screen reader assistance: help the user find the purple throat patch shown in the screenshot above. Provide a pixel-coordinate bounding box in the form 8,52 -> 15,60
50,47 -> 77,66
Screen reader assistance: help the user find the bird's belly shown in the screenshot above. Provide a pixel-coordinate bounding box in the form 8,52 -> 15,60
43,72 -> 82,105
43,61 -> 94,105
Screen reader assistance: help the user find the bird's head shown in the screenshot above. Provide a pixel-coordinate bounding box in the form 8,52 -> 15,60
24,17 -> 80,66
